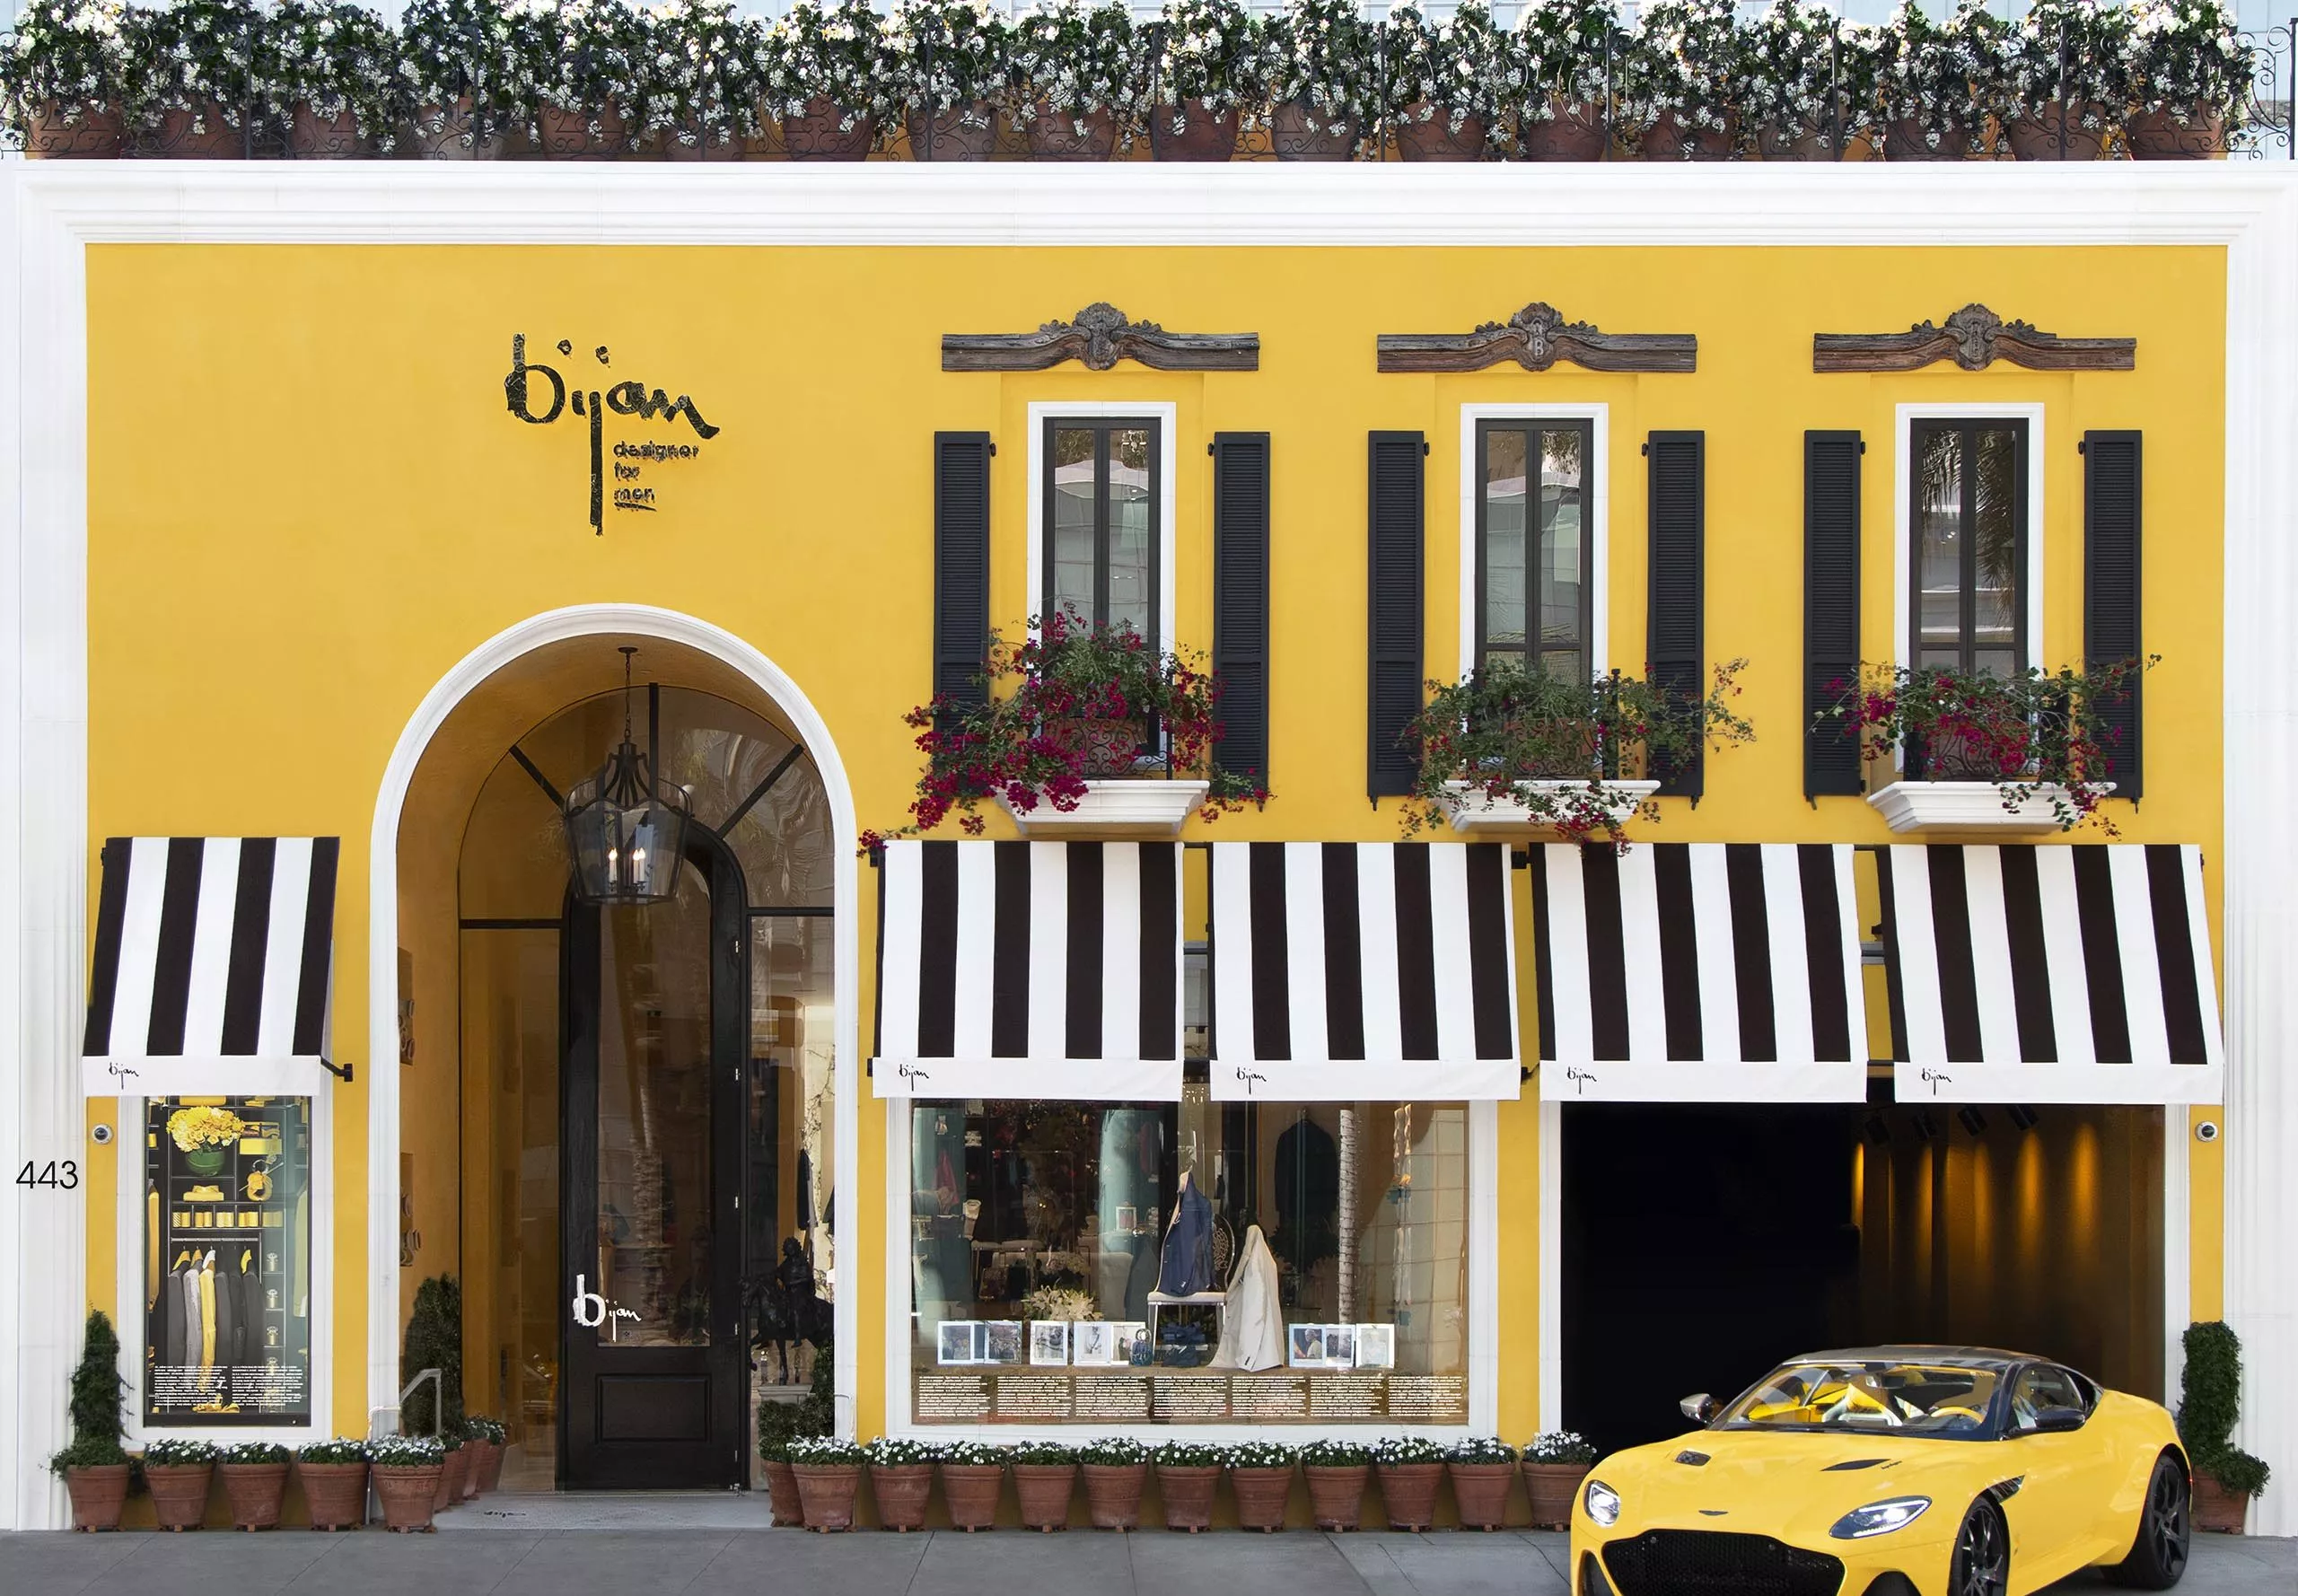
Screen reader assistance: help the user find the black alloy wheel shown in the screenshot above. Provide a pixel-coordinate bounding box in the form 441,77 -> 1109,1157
2109,1453 -> 2192,1589
1949,1499 -> 2011,1596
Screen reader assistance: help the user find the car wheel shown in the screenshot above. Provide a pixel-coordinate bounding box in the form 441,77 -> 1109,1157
1948,1498 -> 2011,1596
2107,1452 -> 2192,1589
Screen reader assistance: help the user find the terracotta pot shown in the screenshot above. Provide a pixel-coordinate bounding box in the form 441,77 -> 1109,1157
297,1460 -> 369,1530
1231,1464 -> 1294,1530
1083,1462 -> 1147,1530
2193,1469 -> 2250,1533
2008,101 -> 2111,161
146,1462 -> 215,1530
374,1465 -> 441,1531
873,1463 -> 933,1531
1268,101 -> 1358,161
65,1464 -> 132,1531
794,1462 -> 863,1530
1641,109 -> 1737,161
782,96 -> 875,161
1305,1464 -> 1368,1530
537,101 -> 631,160
405,99 -> 502,160
939,1461 -> 1004,1530
1756,122 -> 1870,162
285,104 -> 370,159
222,1462 -> 290,1530
432,1447 -> 467,1512
1394,102 -> 1487,162
907,102 -> 997,161
762,1459 -> 804,1526
1156,1464 -> 1219,1531
1883,116 -> 1974,161
1524,1461 -> 1591,1530
145,104 -> 247,159
478,1441 -> 505,1493
25,103 -> 127,158
460,1442 -> 488,1500
1148,99 -> 1238,162
1013,1461 -> 1077,1530
1378,1461 -> 1442,1530
1516,97 -> 1607,161
1027,104 -> 1118,161
2127,107 -> 2224,161
661,128 -> 754,162
1449,1460 -> 1514,1530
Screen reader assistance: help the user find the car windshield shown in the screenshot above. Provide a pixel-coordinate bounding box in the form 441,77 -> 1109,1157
1715,1361 -> 2001,1436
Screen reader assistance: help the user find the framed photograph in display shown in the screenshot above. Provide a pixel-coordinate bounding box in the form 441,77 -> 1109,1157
1074,1321 -> 1117,1365
1030,1321 -> 1069,1365
937,1320 -> 978,1364
984,1321 -> 1024,1365
1288,1324 -> 1328,1366
1354,1324 -> 1395,1370
1114,1205 -> 1137,1233
1325,1325 -> 1356,1366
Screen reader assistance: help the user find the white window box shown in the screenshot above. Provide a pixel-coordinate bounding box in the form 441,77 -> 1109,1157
996,779 -> 1211,838
1439,778 -> 1662,836
1864,780 -> 2110,834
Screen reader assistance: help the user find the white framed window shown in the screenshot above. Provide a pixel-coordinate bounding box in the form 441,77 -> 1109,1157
1894,402 -> 2047,678
1027,401 -> 1178,651
1459,405 -> 1609,680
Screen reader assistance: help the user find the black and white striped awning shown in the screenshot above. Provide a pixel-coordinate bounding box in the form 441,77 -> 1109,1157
1529,844 -> 1867,1102
1208,844 -> 1521,1101
82,837 -> 340,1096
1877,844 -> 2224,1104
873,840 -> 1182,1100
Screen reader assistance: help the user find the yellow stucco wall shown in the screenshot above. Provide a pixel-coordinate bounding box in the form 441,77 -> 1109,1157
82,241 -> 2227,1443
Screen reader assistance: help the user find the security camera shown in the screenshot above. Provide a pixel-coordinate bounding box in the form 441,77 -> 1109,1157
2196,1120 -> 2221,1144
90,1123 -> 113,1145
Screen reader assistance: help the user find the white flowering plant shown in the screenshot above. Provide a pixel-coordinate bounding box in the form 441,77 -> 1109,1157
1152,0 -> 1264,122
1227,1440 -> 1297,1469
1299,1436 -> 1373,1467
2130,0 -> 2249,121
864,1436 -> 938,1466
370,1434 -> 445,1466
1371,1434 -> 1447,1465
936,1439 -> 1007,1466
760,0 -> 891,133
396,0 -> 524,138
1445,1436 -> 1519,1464
788,1434 -> 866,1465
889,0 -> 1010,122
1877,0 -> 2002,154
647,0 -> 766,153
1264,0 -> 1373,133
1526,1429 -> 1599,1464
1513,0 -> 1618,117
295,1436 -> 370,1463
1382,0 -> 1511,136
1741,0 -> 1880,148
1620,0 -> 1745,143
507,0 -> 658,136
1156,1440 -> 1227,1468
1010,0 -> 1145,133
129,0 -> 261,130
221,1441 -> 291,1464
0,0 -> 134,128
144,1437 -> 221,1466
2008,0 -> 2133,127
255,1 -> 396,141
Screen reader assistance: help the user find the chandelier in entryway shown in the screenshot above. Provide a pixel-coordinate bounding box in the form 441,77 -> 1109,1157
561,647 -> 692,904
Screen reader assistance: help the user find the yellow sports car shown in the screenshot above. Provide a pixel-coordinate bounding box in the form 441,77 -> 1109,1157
1571,1346 -> 2192,1596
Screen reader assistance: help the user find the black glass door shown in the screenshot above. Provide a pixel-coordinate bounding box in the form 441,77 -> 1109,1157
561,840 -> 747,1489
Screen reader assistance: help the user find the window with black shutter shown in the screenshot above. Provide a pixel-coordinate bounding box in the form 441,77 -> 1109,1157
2084,430 -> 2143,801
1645,431 -> 1705,798
1804,431 -> 1864,798
1043,417 -> 1162,648
1475,418 -> 1594,683
933,432 -> 992,713
1909,419 -> 2029,676
1213,433 -> 1271,786
1367,432 -> 1426,799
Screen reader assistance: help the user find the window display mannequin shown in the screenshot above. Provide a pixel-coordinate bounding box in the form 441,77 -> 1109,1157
1156,1169 -> 1215,1297
1211,1223 -> 1284,1372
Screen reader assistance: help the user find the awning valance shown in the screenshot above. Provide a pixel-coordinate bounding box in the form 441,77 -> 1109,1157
82,837 -> 339,1096
1208,843 -> 1521,1101
1877,844 -> 2223,1104
873,840 -> 1181,1101
1530,844 -> 1867,1102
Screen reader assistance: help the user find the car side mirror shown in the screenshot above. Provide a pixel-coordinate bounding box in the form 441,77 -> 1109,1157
2030,1407 -> 2084,1434
1680,1393 -> 1718,1424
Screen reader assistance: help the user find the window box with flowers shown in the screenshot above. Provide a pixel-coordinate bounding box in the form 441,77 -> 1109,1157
1381,0 -> 1508,161
1402,657 -> 1753,846
1265,0 -> 1373,159
1820,659 -> 2148,834
890,613 -> 1267,843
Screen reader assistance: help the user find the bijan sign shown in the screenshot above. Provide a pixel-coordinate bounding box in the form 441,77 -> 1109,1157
504,335 -> 721,533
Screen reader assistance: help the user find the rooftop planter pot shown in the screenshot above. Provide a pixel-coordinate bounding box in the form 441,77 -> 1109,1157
1384,0 -> 1504,160
24,102 -> 128,156
259,0 -> 397,159
890,0 -> 1006,160
3,0 -> 133,157
1146,0 -> 1255,161
1744,1 -> 1882,162
906,102 -> 997,159
779,95 -> 876,159
1148,98 -> 1239,159
1877,0 -> 2002,160
1626,0 -> 1742,161
1517,97 -> 1609,160
763,0 -> 891,160
2127,0 -> 2247,159
1012,0 -> 1144,161
1265,0 -> 1373,158
1267,101 -> 1359,156
2005,99 -> 2114,160
2004,0 -> 2128,159
1514,0 -> 1618,160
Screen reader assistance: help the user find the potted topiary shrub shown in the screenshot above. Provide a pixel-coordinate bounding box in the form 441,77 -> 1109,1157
1010,1439 -> 1079,1530
1445,1436 -> 1518,1530
128,0 -> 261,157
1742,0 -> 1881,160
1623,0 -> 1743,159
397,0 -> 526,158
1381,0 -> 1507,162
1300,1437 -> 1372,1530
144,1437 -> 220,1530
1877,0 -> 1999,160
1372,1434 -> 1445,1530
936,1438 -> 1005,1530
254,0 -> 395,157
1510,0 -> 1617,161
2178,1320 -> 2272,1532
762,0 -> 890,160
219,1441 -> 291,1530
890,0 -> 1007,160
1145,0 -> 1258,162
1010,0 -> 1144,160
1523,1430 -> 1598,1530
2004,0 -> 2130,159
0,0 -> 135,156
1228,1439 -> 1297,1530
1153,1440 -> 1224,1531
790,1434 -> 867,1530
1264,0 -> 1372,159
864,1436 -> 936,1530
370,1434 -> 445,1532
294,1436 -> 370,1530
49,1311 -> 136,1530
2127,0 -> 2248,159
1079,1435 -> 1152,1530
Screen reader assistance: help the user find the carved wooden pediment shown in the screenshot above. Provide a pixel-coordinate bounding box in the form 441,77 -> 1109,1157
1376,302 -> 1697,373
942,303 -> 1259,373
1812,303 -> 2135,373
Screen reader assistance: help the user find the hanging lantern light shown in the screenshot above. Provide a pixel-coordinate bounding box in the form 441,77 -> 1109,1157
562,647 -> 692,905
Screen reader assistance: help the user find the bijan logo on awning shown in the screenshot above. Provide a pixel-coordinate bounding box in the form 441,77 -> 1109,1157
504,335 -> 721,534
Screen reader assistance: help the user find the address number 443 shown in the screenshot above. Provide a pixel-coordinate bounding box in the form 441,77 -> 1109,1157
15,1161 -> 78,1189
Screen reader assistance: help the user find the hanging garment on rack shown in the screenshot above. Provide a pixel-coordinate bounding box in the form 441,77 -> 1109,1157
146,1186 -> 161,1311
1155,1173 -> 1215,1296
162,1263 -> 188,1368
1213,1223 -> 1285,1372
212,1253 -> 238,1370
232,1252 -> 261,1367
1274,1118 -> 1339,1274
180,1263 -> 202,1369
197,1263 -> 216,1370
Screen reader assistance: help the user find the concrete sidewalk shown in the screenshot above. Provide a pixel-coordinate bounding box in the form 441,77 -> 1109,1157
3,1526 -> 2292,1596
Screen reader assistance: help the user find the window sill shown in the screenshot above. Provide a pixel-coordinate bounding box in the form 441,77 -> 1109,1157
1864,780 -> 2112,835
1438,779 -> 1661,836
995,778 -> 1210,838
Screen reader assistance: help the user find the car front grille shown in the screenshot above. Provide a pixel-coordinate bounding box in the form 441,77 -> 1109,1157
1602,1530 -> 1846,1596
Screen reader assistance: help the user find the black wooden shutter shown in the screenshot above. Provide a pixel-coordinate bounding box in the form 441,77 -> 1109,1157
1646,432 -> 1706,798
1804,431 -> 1864,797
2084,430 -> 2143,802
932,432 -> 992,715
1213,433 -> 1271,786
1367,432 -> 1425,799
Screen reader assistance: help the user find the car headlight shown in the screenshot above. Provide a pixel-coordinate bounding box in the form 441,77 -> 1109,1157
1829,1496 -> 1933,1539
1583,1478 -> 1621,1528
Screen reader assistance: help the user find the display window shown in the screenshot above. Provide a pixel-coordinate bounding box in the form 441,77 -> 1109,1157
908,1092 -> 1468,1426
141,1096 -> 313,1427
